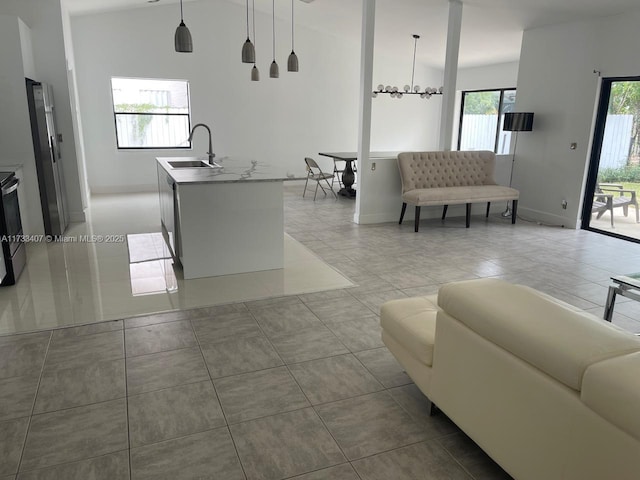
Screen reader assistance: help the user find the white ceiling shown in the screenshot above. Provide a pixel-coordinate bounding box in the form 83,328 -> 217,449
63,0 -> 640,68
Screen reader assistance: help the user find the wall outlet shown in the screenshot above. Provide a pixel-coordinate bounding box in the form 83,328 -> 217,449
561,199 -> 568,209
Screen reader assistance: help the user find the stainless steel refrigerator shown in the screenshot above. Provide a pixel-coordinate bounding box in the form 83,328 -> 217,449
26,78 -> 68,237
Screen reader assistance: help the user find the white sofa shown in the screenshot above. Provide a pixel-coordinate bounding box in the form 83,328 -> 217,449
380,278 -> 640,480
397,150 -> 519,231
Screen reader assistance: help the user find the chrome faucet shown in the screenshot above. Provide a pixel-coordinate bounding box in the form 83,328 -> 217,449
188,123 -> 215,165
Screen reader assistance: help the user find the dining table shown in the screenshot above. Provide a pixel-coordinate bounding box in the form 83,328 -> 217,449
318,151 -> 400,197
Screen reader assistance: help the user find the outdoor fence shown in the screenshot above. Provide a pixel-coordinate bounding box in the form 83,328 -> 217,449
459,114 -> 634,166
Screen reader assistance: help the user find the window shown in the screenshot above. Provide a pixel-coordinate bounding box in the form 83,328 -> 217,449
457,88 -> 516,154
111,77 -> 191,149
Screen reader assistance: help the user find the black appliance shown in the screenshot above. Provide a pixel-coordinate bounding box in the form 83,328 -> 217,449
0,171 -> 26,285
26,78 -> 68,237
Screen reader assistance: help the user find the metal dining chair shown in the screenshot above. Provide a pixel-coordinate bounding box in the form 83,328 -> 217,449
303,157 -> 337,200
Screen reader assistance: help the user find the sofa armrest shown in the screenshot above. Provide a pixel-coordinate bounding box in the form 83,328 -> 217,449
582,352 -> 640,442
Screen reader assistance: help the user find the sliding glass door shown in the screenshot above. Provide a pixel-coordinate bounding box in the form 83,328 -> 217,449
582,77 -> 640,242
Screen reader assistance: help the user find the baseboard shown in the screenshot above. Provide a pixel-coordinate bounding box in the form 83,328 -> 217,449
90,184 -> 158,194
68,210 -> 86,223
518,207 -> 577,229
354,203 -> 511,225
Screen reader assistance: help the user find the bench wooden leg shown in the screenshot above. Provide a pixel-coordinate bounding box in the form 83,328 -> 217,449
415,206 -> 421,232
486,202 -> 491,218
466,203 -> 471,228
399,202 -> 407,225
512,200 -> 518,224
442,205 -> 448,220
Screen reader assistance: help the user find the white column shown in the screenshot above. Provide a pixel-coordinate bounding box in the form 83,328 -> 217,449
438,0 -> 463,151
353,0 -> 376,224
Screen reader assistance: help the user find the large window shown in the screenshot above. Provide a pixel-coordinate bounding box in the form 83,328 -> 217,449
111,77 -> 191,149
457,88 -> 516,154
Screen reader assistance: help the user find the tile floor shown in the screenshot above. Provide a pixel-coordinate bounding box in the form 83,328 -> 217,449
0,194 -> 352,336
2,182 -> 640,479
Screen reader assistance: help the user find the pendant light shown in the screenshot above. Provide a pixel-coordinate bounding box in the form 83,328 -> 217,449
269,0 -> 279,78
174,0 -> 193,53
251,0 -> 260,81
372,34 -> 443,99
287,0 -> 299,72
241,0 -> 255,63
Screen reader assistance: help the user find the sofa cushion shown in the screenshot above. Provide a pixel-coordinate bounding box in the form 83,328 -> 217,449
437,278 -> 640,391
402,185 -> 519,206
397,151 -> 496,190
581,352 -> 640,442
380,295 -> 438,367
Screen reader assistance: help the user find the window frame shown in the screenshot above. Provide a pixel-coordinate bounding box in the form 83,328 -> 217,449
457,87 -> 517,153
110,77 -> 192,151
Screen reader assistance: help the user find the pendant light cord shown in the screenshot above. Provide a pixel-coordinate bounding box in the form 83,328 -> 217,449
246,0 -> 250,37
291,0 -> 295,51
252,0 -> 257,65
411,35 -> 418,91
180,0 -> 184,21
272,0 -> 276,60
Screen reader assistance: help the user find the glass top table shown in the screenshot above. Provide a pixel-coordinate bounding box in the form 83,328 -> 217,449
604,273 -> 640,321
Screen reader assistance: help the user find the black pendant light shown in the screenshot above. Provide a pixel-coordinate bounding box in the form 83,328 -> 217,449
241,0 -> 255,63
269,0 -> 279,78
287,0 -> 299,72
251,0 -> 260,80
174,0 -> 193,53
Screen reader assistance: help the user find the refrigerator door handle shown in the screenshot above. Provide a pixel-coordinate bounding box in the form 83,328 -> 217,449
50,136 -> 56,163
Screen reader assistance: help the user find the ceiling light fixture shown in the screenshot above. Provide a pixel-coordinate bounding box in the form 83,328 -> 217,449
269,0 -> 279,78
250,0 -> 260,80
241,0 -> 255,63
373,34 -> 442,99
287,0 -> 299,72
174,0 -> 193,53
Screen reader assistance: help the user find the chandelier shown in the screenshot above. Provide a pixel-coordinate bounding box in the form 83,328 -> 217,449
373,34 -> 443,99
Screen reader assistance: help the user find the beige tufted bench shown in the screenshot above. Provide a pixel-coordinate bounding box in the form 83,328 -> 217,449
397,150 -> 520,231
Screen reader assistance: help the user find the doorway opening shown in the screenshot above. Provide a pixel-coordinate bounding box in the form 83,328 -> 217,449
582,77 -> 640,242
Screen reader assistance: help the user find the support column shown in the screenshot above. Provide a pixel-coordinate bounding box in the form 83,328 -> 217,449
353,0 -> 376,224
438,0 -> 463,151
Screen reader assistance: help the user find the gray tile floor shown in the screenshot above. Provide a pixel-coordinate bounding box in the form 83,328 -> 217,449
2,183 -> 640,479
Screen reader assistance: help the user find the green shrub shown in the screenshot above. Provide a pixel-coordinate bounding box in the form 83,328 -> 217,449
598,165 -> 640,183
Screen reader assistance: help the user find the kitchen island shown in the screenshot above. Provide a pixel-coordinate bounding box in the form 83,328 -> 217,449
157,156 -> 299,279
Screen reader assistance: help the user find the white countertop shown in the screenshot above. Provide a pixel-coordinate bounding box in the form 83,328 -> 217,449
157,156 -> 304,185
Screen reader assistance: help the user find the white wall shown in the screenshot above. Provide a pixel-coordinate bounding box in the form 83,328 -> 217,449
0,15 -> 42,235
71,0 -> 443,194
512,11 -> 640,228
0,0 -> 86,232
370,59 -> 443,152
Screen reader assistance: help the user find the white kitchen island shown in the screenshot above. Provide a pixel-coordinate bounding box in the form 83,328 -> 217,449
157,156 -> 299,279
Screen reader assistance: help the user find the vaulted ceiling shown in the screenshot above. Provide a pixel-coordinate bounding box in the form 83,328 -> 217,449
63,0 -> 640,68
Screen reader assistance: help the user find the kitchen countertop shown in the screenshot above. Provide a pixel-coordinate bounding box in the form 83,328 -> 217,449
157,156 -> 304,185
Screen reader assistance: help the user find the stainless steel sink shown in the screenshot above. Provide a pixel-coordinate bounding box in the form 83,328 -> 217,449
168,160 -> 211,168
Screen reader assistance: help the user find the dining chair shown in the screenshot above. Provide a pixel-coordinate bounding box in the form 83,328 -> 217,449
303,157 -> 337,200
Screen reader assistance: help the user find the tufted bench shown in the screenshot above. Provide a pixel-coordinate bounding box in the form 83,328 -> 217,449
397,150 -> 520,231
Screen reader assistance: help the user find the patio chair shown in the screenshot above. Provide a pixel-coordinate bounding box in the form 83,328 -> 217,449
303,157 -> 337,200
592,192 -> 614,227
597,183 -> 639,223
